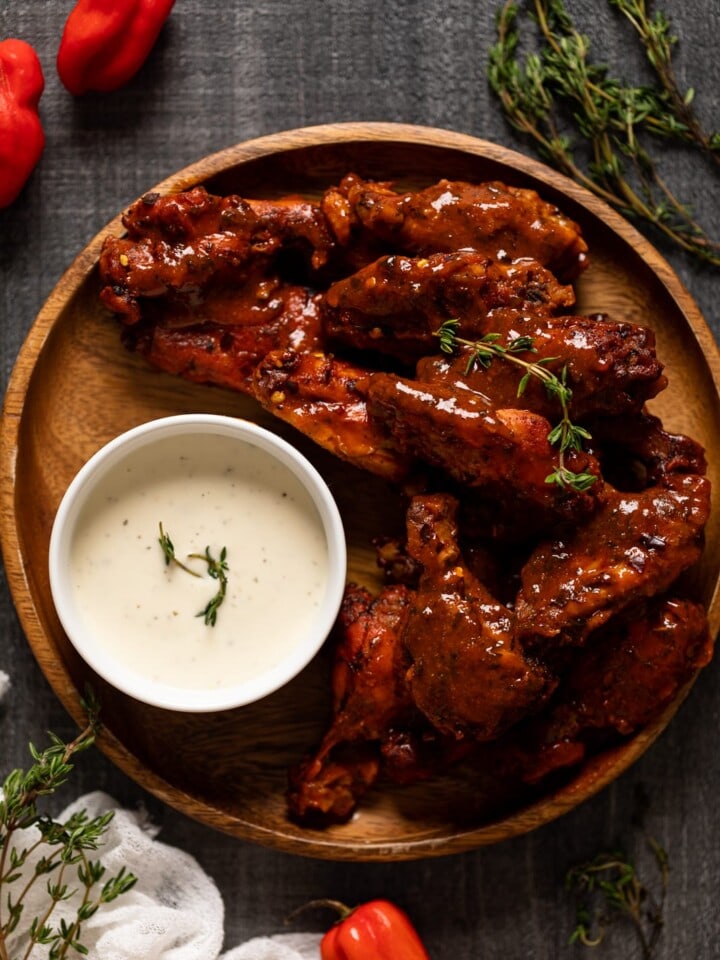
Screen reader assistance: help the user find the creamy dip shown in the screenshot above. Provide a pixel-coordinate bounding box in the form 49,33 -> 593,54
68,432 -> 329,691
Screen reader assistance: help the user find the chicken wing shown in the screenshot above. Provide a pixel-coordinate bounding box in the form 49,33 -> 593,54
287,583 -> 414,823
416,311 -> 666,421
587,409 -> 707,485
253,348 -> 412,481
515,474 -> 711,654
367,372 -> 602,522
126,285 -> 323,395
100,186 -> 335,324
321,174 -> 589,280
511,597 -> 712,783
401,493 -> 555,739
323,252 -> 575,361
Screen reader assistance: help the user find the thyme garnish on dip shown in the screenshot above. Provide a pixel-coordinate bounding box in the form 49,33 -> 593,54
435,318 -> 596,492
158,523 -> 229,626
0,692 -> 137,959
487,0 -> 720,266
188,546 -> 229,627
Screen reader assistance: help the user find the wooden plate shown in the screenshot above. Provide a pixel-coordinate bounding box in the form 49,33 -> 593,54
2,123 -> 720,861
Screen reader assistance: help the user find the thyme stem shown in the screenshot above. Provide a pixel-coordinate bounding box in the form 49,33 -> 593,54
487,0 -> 720,266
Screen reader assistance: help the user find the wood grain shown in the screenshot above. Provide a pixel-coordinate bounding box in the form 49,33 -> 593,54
2,122 -> 719,861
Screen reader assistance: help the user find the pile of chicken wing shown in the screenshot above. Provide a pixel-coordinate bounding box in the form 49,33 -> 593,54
99,173 -> 713,824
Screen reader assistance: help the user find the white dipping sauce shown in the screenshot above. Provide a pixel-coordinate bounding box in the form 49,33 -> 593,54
68,432 -> 329,691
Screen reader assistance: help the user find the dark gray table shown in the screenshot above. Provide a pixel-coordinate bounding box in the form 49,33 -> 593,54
2,2 -> 719,957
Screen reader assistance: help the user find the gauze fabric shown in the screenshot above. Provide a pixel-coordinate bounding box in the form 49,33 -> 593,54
3,791 -> 321,960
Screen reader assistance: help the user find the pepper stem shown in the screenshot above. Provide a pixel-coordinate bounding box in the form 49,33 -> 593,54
286,899 -> 354,925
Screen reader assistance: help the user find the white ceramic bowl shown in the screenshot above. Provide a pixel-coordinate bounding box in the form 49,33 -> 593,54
49,414 -> 347,712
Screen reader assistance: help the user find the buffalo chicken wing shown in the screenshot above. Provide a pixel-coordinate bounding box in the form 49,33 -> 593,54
321,174 -> 589,280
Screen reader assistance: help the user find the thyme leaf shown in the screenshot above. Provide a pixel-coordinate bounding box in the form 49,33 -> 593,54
487,0 -> 720,266
434,319 -> 597,493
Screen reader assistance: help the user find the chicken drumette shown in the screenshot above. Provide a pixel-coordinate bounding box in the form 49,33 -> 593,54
100,186 -> 334,320
287,583 -> 414,823
401,494 -> 555,739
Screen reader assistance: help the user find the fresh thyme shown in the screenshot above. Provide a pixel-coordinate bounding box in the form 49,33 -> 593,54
188,546 -> 229,627
158,522 -> 201,578
0,692 -> 137,960
487,0 -> 720,266
566,837 -> 669,959
158,524 -> 229,626
435,319 -> 596,492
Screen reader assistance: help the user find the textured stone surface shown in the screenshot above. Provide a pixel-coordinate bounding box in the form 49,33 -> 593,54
1,2 -> 718,956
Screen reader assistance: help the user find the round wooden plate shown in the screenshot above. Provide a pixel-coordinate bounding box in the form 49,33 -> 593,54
2,123 -> 720,861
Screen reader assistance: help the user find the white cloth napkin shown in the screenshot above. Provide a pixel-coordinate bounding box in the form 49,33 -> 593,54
2,789 -> 322,960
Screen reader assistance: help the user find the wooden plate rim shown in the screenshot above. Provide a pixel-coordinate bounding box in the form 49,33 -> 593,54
2,121 -> 719,860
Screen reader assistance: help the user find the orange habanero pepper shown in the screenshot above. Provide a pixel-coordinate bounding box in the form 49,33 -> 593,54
0,39 -> 45,208
56,0 -> 175,95
320,899 -> 431,960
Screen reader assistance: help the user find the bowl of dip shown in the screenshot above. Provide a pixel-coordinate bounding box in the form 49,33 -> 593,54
49,414 -> 347,712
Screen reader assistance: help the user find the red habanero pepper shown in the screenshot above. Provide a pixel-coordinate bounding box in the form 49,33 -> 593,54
320,899 -> 431,960
0,39 -> 45,208
56,0 -> 176,95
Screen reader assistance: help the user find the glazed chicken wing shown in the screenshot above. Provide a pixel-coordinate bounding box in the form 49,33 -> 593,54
323,252 -> 575,361
100,186 -> 335,324
587,409 -> 707,484
402,494 -> 555,739
322,174 -> 589,280
253,348 -> 412,481
515,474 -> 711,654
126,285 -> 323,396
367,372 -> 602,522
287,583 -> 414,823
511,597 -> 712,783
120,185 -> 334,260
416,311 -> 666,420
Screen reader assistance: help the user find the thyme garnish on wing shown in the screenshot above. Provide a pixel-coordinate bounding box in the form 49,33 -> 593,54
566,837 -> 669,959
158,524 -> 229,626
435,318 -> 596,492
487,0 -> 720,266
0,691 -> 137,960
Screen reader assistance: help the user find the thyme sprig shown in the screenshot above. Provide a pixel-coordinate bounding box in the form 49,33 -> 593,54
0,692 -> 137,960
566,836 -> 669,959
435,319 -> 596,492
158,522 -> 201,578
188,546 -> 229,627
610,0 -> 720,165
487,0 -> 720,266
158,524 -> 229,626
